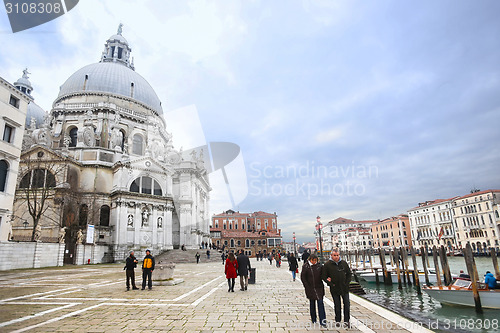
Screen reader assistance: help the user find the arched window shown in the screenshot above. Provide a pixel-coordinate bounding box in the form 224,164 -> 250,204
79,204 -> 88,226
120,130 -> 126,151
99,205 -> 110,226
19,169 -> 56,189
0,160 -> 8,192
132,134 -> 143,155
230,239 -> 234,247
69,127 -> 78,147
129,176 -> 162,196
246,239 -> 250,247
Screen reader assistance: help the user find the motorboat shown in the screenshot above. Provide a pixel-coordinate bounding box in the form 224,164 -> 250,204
423,278 -> 500,309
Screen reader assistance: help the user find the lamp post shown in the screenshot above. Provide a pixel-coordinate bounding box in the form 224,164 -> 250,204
316,216 -> 323,261
293,232 -> 296,257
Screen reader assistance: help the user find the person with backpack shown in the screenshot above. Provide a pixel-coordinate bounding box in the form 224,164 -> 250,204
142,249 -> 155,290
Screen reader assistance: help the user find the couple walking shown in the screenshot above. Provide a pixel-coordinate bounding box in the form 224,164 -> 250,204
225,250 -> 252,292
301,250 -> 351,328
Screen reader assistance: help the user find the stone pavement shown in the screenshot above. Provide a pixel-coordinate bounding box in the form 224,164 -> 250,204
0,258 -> 434,332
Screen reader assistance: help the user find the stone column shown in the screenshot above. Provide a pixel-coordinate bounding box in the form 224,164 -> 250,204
165,205 -> 173,249
134,203 -> 140,246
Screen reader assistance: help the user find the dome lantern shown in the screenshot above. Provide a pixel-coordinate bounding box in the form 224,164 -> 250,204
101,23 -> 134,70
14,68 -> 33,96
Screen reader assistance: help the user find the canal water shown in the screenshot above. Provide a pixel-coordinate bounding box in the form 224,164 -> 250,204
356,256 -> 500,333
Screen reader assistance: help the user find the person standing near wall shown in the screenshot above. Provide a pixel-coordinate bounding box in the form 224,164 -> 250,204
142,249 -> 155,290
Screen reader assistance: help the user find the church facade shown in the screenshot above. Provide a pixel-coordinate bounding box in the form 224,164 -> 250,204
11,26 -> 211,263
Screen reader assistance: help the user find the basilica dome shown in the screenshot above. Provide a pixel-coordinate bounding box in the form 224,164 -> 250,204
55,62 -> 163,115
54,26 -> 163,115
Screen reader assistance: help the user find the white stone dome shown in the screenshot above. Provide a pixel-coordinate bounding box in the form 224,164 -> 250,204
26,101 -> 46,128
55,62 -> 163,115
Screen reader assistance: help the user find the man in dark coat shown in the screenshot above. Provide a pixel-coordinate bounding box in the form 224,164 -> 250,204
237,250 -> 252,291
142,249 -> 155,290
322,250 -> 352,326
125,251 -> 139,291
302,250 -> 310,262
300,253 -> 326,327
288,253 -> 299,281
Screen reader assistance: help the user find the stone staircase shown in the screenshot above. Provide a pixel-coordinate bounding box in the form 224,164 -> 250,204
156,249 -> 222,264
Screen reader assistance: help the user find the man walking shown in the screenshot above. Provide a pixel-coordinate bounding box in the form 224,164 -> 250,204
142,249 -> 155,290
125,251 -> 139,291
322,250 -> 352,327
195,252 -> 201,264
237,250 -> 251,291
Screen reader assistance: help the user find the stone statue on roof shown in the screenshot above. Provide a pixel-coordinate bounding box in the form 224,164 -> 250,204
22,68 -> 30,79
117,23 -> 123,35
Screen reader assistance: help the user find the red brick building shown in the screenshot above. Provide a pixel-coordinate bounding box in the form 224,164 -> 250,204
210,210 -> 282,257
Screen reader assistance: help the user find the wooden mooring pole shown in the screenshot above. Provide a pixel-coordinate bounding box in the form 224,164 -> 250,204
394,247 -> 402,289
490,248 -> 500,280
432,245 -> 442,287
362,250 -> 366,271
380,248 -> 391,285
420,246 -> 430,285
464,243 -> 482,313
402,247 -> 412,286
439,245 -> 452,286
410,247 -> 421,294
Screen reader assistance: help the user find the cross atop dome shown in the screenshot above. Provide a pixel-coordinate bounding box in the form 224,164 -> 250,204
100,24 -> 134,70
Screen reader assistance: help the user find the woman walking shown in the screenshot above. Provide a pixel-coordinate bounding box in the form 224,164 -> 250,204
300,253 -> 326,327
225,252 -> 238,292
288,253 -> 298,281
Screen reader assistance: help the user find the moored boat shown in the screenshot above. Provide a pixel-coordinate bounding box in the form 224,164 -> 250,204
423,278 -> 500,309
359,270 -> 456,284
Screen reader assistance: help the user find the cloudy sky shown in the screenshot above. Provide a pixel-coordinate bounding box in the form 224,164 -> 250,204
1,1 -> 499,243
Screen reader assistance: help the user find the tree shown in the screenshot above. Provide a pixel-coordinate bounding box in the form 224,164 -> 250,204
15,148 -> 68,241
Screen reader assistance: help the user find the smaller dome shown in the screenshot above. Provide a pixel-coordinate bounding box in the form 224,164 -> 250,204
14,68 -> 33,96
107,34 -> 128,46
26,102 -> 46,128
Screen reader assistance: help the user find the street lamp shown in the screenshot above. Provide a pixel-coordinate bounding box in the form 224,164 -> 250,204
316,216 -> 323,261
293,232 -> 296,257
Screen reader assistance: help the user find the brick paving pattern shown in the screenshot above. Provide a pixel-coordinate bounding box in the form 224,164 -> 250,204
0,258 -> 433,332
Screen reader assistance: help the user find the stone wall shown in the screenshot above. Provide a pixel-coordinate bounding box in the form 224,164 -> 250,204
74,244 -> 111,265
0,242 -> 64,271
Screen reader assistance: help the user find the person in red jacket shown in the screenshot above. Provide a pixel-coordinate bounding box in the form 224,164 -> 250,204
225,252 -> 238,292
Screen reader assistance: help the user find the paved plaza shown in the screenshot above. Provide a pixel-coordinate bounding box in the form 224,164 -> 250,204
0,258 -> 433,332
